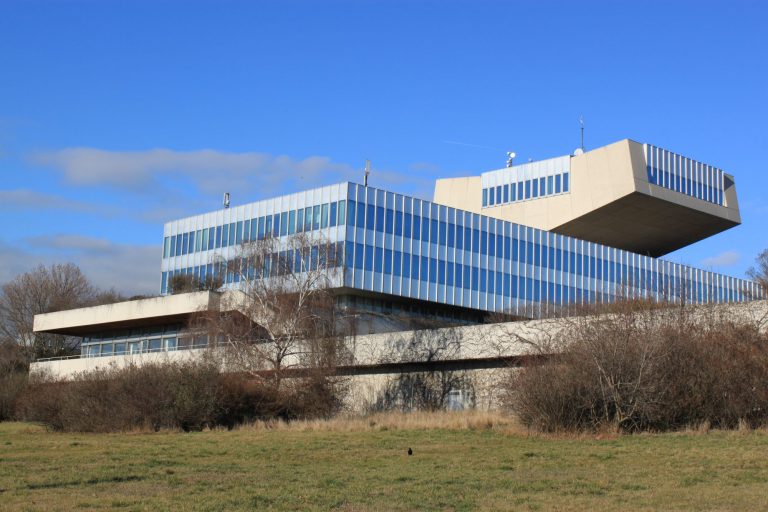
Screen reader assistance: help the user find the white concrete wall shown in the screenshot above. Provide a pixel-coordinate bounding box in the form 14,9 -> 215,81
33,291 -> 220,334
32,300 -> 768,380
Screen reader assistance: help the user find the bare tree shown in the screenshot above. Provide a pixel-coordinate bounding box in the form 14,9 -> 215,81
370,328 -> 476,412
747,249 -> 768,295
0,263 -> 123,359
198,232 -> 348,392
168,273 -> 222,294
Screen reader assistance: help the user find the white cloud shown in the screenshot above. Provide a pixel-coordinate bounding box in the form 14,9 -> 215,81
26,234 -> 113,252
701,250 -> 740,268
0,189 -> 100,213
29,147 -> 434,200
30,148 -> 352,196
0,236 -> 159,296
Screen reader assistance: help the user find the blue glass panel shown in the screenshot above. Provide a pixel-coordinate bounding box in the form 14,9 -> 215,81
395,210 -> 403,236
488,233 -> 495,257
563,172 -> 570,192
257,217 -> 265,238
421,256 -> 429,283
525,180 -> 531,199
364,245 -> 373,271
375,206 -> 384,232
439,221 -> 447,246
413,214 -> 421,239
430,219 -> 438,244
394,250 -> 402,276
236,221 -> 243,244
356,201 -> 366,228
555,174 -> 562,193
404,212 -> 412,237
482,189 -> 488,207
374,247 -> 383,273
329,202 -> 337,227
280,212 -> 288,235
366,204 -> 375,231
402,252 -> 410,278
346,200 -> 355,227
503,184 -> 509,203
354,243 -> 364,269
411,254 -> 420,279
385,208 -> 394,234
384,249 -> 392,274
338,200 -> 346,225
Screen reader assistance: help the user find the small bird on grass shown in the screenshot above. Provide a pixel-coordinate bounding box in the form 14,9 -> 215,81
407,447 -> 413,456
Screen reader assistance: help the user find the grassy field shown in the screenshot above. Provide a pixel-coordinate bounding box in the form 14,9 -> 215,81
1,414 -> 768,511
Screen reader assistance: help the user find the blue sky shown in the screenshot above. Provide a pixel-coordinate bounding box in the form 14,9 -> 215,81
1,0 -> 767,295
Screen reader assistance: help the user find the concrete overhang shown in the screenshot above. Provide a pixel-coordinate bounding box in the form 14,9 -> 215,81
33,291 -> 224,336
551,190 -> 740,257
433,139 -> 741,257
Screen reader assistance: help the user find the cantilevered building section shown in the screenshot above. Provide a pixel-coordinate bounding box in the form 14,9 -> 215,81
434,139 -> 740,257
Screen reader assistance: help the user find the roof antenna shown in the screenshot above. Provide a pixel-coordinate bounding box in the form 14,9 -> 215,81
573,116 -> 585,156
506,151 -> 516,168
364,159 -> 371,187
223,192 -> 230,209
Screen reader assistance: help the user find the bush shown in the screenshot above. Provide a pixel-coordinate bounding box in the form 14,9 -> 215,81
15,361 -> 346,432
505,300 -> 768,433
0,341 -> 28,421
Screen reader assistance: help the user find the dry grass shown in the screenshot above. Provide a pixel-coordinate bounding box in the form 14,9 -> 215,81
230,409 -> 518,433
3,414 -> 768,511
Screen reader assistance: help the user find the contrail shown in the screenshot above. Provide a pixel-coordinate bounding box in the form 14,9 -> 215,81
441,140 -> 502,151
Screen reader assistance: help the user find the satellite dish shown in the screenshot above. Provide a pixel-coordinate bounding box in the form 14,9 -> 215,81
573,148 -> 584,156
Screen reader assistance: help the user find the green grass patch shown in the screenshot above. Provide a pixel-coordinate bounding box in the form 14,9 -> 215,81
1,421 -> 767,510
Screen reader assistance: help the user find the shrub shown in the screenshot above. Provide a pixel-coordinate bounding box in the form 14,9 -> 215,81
504,300 -> 768,432
16,361 -> 346,432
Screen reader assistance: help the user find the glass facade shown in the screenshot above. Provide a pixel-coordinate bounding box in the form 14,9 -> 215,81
160,182 -> 762,320
482,171 -> 569,207
644,143 -> 725,206
480,155 -> 571,208
79,324 -> 206,358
